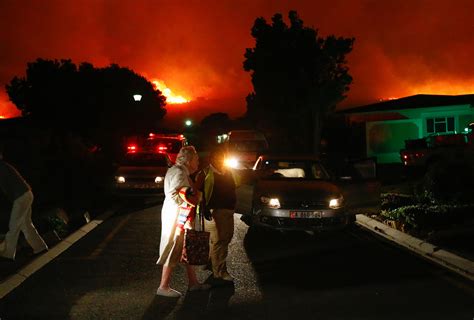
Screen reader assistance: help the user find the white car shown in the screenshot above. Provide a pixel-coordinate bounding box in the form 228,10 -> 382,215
113,152 -> 170,196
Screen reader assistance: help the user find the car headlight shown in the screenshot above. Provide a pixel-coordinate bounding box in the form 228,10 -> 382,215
224,157 -> 239,169
116,176 -> 126,183
155,176 -> 164,183
260,196 -> 281,209
329,196 -> 344,209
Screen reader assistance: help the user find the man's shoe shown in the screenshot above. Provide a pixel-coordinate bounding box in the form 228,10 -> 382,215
156,287 -> 182,298
33,246 -> 48,255
188,283 -> 212,292
0,241 -> 15,260
0,251 -> 15,260
214,273 -> 234,282
221,274 -> 234,282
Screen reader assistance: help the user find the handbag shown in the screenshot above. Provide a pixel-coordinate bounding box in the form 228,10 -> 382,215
180,210 -> 210,265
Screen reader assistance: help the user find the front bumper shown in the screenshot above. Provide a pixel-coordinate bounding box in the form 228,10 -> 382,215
112,182 -> 164,197
251,207 -> 354,232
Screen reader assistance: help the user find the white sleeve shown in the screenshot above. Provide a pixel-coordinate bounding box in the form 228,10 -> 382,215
166,167 -> 191,205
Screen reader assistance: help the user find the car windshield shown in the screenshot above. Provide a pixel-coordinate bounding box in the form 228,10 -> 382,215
259,159 -> 330,180
120,153 -> 169,167
228,140 -> 267,152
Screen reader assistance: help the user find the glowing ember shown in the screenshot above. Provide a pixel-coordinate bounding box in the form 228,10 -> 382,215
151,79 -> 190,104
379,97 -> 398,101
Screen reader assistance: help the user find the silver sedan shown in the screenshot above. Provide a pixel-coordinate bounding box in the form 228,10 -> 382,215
235,155 -> 380,232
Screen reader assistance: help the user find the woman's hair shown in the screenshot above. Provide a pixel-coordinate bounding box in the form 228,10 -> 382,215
175,145 -> 198,166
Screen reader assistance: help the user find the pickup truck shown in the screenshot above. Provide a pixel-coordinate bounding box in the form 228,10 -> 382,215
400,131 -> 473,168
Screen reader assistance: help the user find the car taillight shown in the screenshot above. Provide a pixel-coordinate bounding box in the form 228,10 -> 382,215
127,145 -> 138,153
157,145 -> 168,152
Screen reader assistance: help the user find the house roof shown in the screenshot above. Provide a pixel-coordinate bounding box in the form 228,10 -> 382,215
342,94 -> 474,114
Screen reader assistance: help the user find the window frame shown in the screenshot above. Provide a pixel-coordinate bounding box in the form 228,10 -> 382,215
426,116 -> 455,134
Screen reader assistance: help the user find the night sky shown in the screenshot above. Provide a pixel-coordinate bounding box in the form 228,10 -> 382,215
1,0 -> 474,121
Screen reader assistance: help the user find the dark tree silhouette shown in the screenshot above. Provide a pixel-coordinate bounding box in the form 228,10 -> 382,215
200,112 -> 232,135
244,11 -> 354,153
6,59 -> 167,150
198,112 -> 233,150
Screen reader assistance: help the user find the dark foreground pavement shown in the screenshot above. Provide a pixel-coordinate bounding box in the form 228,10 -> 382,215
0,200 -> 473,320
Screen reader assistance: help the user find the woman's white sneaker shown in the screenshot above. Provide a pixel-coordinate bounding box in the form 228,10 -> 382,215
156,287 -> 182,298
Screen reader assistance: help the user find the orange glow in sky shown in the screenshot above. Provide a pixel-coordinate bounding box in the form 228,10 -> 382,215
2,1 -> 474,117
409,81 -> 474,97
378,81 -> 474,103
151,79 -> 190,104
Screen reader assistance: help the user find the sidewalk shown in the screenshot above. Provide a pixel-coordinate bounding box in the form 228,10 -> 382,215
356,214 -> 474,282
0,209 -> 115,299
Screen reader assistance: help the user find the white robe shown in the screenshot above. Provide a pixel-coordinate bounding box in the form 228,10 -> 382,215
157,164 -> 192,266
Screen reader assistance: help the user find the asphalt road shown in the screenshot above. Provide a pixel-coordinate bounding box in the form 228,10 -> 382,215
1,199 -> 473,320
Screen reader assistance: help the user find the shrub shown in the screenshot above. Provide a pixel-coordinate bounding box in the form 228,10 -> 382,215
381,204 -> 474,230
46,215 -> 69,238
381,193 -> 416,211
415,157 -> 474,204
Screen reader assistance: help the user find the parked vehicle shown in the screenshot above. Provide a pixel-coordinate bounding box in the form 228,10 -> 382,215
223,130 -> 269,169
112,152 -> 170,196
235,154 -> 380,232
400,130 -> 473,168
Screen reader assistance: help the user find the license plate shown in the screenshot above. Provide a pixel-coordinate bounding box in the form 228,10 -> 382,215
289,211 -> 322,219
133,183 -> 155,189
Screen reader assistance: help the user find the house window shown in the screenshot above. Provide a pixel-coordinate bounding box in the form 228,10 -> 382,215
426,117 -> 455,134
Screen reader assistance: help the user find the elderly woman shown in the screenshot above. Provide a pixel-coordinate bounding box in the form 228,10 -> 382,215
156,146 -> 211,297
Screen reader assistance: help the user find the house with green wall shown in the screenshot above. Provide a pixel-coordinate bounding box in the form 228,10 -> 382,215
343,94 -> 474,163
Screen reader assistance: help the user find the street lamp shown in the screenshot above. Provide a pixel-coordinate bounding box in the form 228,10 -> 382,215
133,94 -> 142,102
185,119 -> 192,127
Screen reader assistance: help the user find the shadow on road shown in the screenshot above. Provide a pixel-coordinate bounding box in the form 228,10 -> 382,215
142,296 -> 179,320
173,283 -> 235,320
243,225 -> 431,291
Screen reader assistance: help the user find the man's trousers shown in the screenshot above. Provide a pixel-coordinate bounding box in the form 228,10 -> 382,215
205,208 -> 234,278
2,190 -> 48,260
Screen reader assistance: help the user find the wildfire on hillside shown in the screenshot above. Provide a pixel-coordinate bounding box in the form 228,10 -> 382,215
151,79 -> 190,104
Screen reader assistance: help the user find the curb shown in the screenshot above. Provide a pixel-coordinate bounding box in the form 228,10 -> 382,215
0,209 -> 116,299
356,214 -> 474,282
